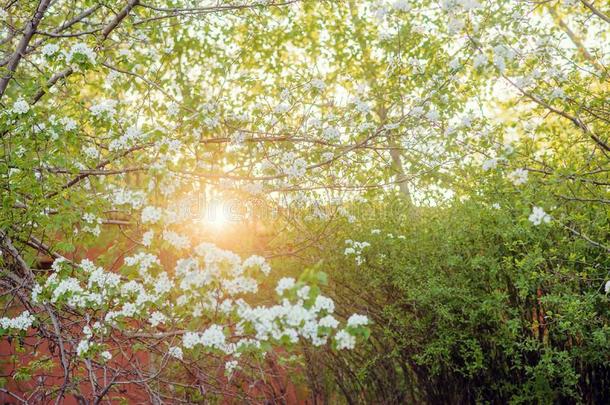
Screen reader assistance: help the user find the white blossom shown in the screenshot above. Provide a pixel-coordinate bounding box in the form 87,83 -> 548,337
109,125 -> 145,151
482,157 -> 500,171
31,284 -> 42,304
41,43 -> 59,57
201,324 -> 226,349
322,126 -> 341,141
163,230 -> 190,250
297,285 -> 311,300
347,314 -> 369,327
141,206 -> 162,224
66,43 -> 96,65
142,230 -> 154,247
508,168 -> 528,186
314,295 -> 335,313
319,315 -> 339,329
321,151 -> 334,161
242,255 -> 271,276
168,346 -> 183,360
59,117 -> 77,131
0,311 -> 35,330
76,339 -> 90,356
149,311 -> 166,327
182,332 -> 201,349
275,277 -> 295,296
528,206 -> 551,225
83,146 -> 99,159
473,53 -> 488,68
12,98 -> 29,114
90,99 -> 117,117
335,329 -> 356,350
225,360 -> 239,376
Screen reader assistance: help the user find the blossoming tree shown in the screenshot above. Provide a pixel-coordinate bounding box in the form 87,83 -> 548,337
0,0 -> 608,403
0,1 -> 376,402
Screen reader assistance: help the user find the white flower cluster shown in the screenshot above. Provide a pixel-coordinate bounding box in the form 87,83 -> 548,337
550,87 -> 566,100
104,70 -> 120,89
41,43 -> 59,57
141,206 -> 163,224
90,99 -> 118,117
482,157 -> 503,171
45,115 -> 71,134
82,213 -> 102,236
83,146 -> 99,159
65,43 -> 96,65
391,0 -> 411,12
439,0 -> 482,22
167,102 -> 180,116
344,239 -> 370,265
242,255 -> 271,276
12,98 -> 29,114
109,187 -> 146,209
225,359 -> 239,376
275,277 -> 295,296
408,57 -> 426,74
26,240 -> 367,367
168,346 -> 183,359
426,108 -> 440,122
0,311 -> 35,330
507,168 -> 528,186
322,126 -> 341,142
234,291 -> 346,347
149,311 -> 167,327
473,53 -> 488,69
48,276 -> 85,305
109,125 -> 146,151
335,329 -> 356,350
347,314 -> 369,327
280,152 -> 307,179
183,324 -> 226,349
353,98 -> 371,114
142,230 -> 154,247
321,151 -> 334,162
76,339 -> 91,356
528,206 -> 551,225
177,244 -> 367,351
124,252 -> 161,276
163,230 -> 190,250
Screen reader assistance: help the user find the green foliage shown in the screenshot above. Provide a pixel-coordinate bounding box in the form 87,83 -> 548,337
310,193 -> 609,403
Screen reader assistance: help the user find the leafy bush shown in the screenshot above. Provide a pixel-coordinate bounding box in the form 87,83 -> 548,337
312,195 -> 610,403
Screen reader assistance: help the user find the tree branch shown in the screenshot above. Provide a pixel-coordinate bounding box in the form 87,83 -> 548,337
0,0 -> 52,99
30,67 -> 73,104
580,0 -> 610,24
101,0 -> 140,41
